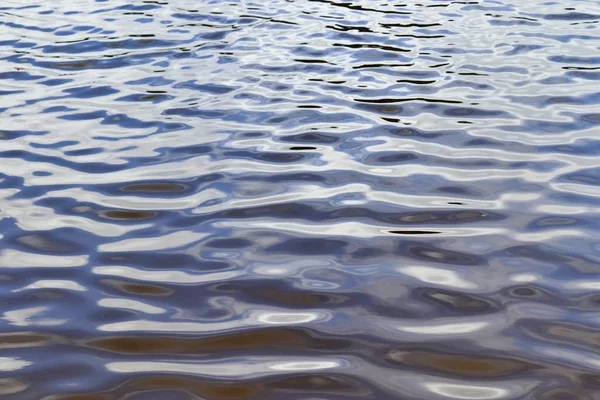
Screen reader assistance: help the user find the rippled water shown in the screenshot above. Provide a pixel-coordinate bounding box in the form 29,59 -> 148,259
1,0 -> 600,398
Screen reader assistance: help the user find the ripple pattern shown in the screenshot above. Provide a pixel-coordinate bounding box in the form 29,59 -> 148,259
1,0 -> 600,399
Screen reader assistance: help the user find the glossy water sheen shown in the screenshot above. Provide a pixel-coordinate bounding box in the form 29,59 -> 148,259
1,0 -> 600,399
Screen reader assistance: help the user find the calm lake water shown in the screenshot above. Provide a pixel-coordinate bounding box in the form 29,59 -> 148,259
1,0 -> 600,399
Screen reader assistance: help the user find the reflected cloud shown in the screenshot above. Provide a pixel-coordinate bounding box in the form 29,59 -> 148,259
399,321 -> 490,335
0,358 -> 32,372
98,298 -> 167,315
16,280 -> 87,292
566,281 -> 600,290
509,273 -> 538,283
50,187 -> 227,211
254,311 -> 325,325
425,382 -> 509,399
398,266 -> 477,289
2,307 -> 65,327
0,250 -> 88,268
269,360 -> 341,371
98,309 -> 329,333
106,357 -> 345,378
0,197 -> 142,237
98,320 -> 236,333
99,230 -> 209,252
218,220 -> 384,238
3,307 -> 47,327
93,266 -> 242,284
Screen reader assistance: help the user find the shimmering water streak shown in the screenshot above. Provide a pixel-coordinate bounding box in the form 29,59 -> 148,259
0,0 -> 600,399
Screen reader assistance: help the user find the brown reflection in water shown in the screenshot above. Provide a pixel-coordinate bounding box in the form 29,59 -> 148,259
87,328 -> 350,354
76,377 -> 262,400
54,374 -> 368,400
420,289 -> 497,313
577,374 -> 600,398
33,291 -> 64,300
539,389 -> 586,400
130,377 -> 261,399
548,325 -> 600,346
526,321 -> 600,348
16,234 -> 76,253
98,210 -> 158,221
120,183 -> 187,193
214,281 -> 349,307
253,288 -> 347,307
0,378 -> 29,396
103,279 -> 173,296
270,374 -> 366,395
0,333 -> 59,349
387,350 -> 535,378
134,377 -> 260,399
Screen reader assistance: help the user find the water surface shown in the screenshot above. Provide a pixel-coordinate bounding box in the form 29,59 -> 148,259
1,0 -> 600,399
